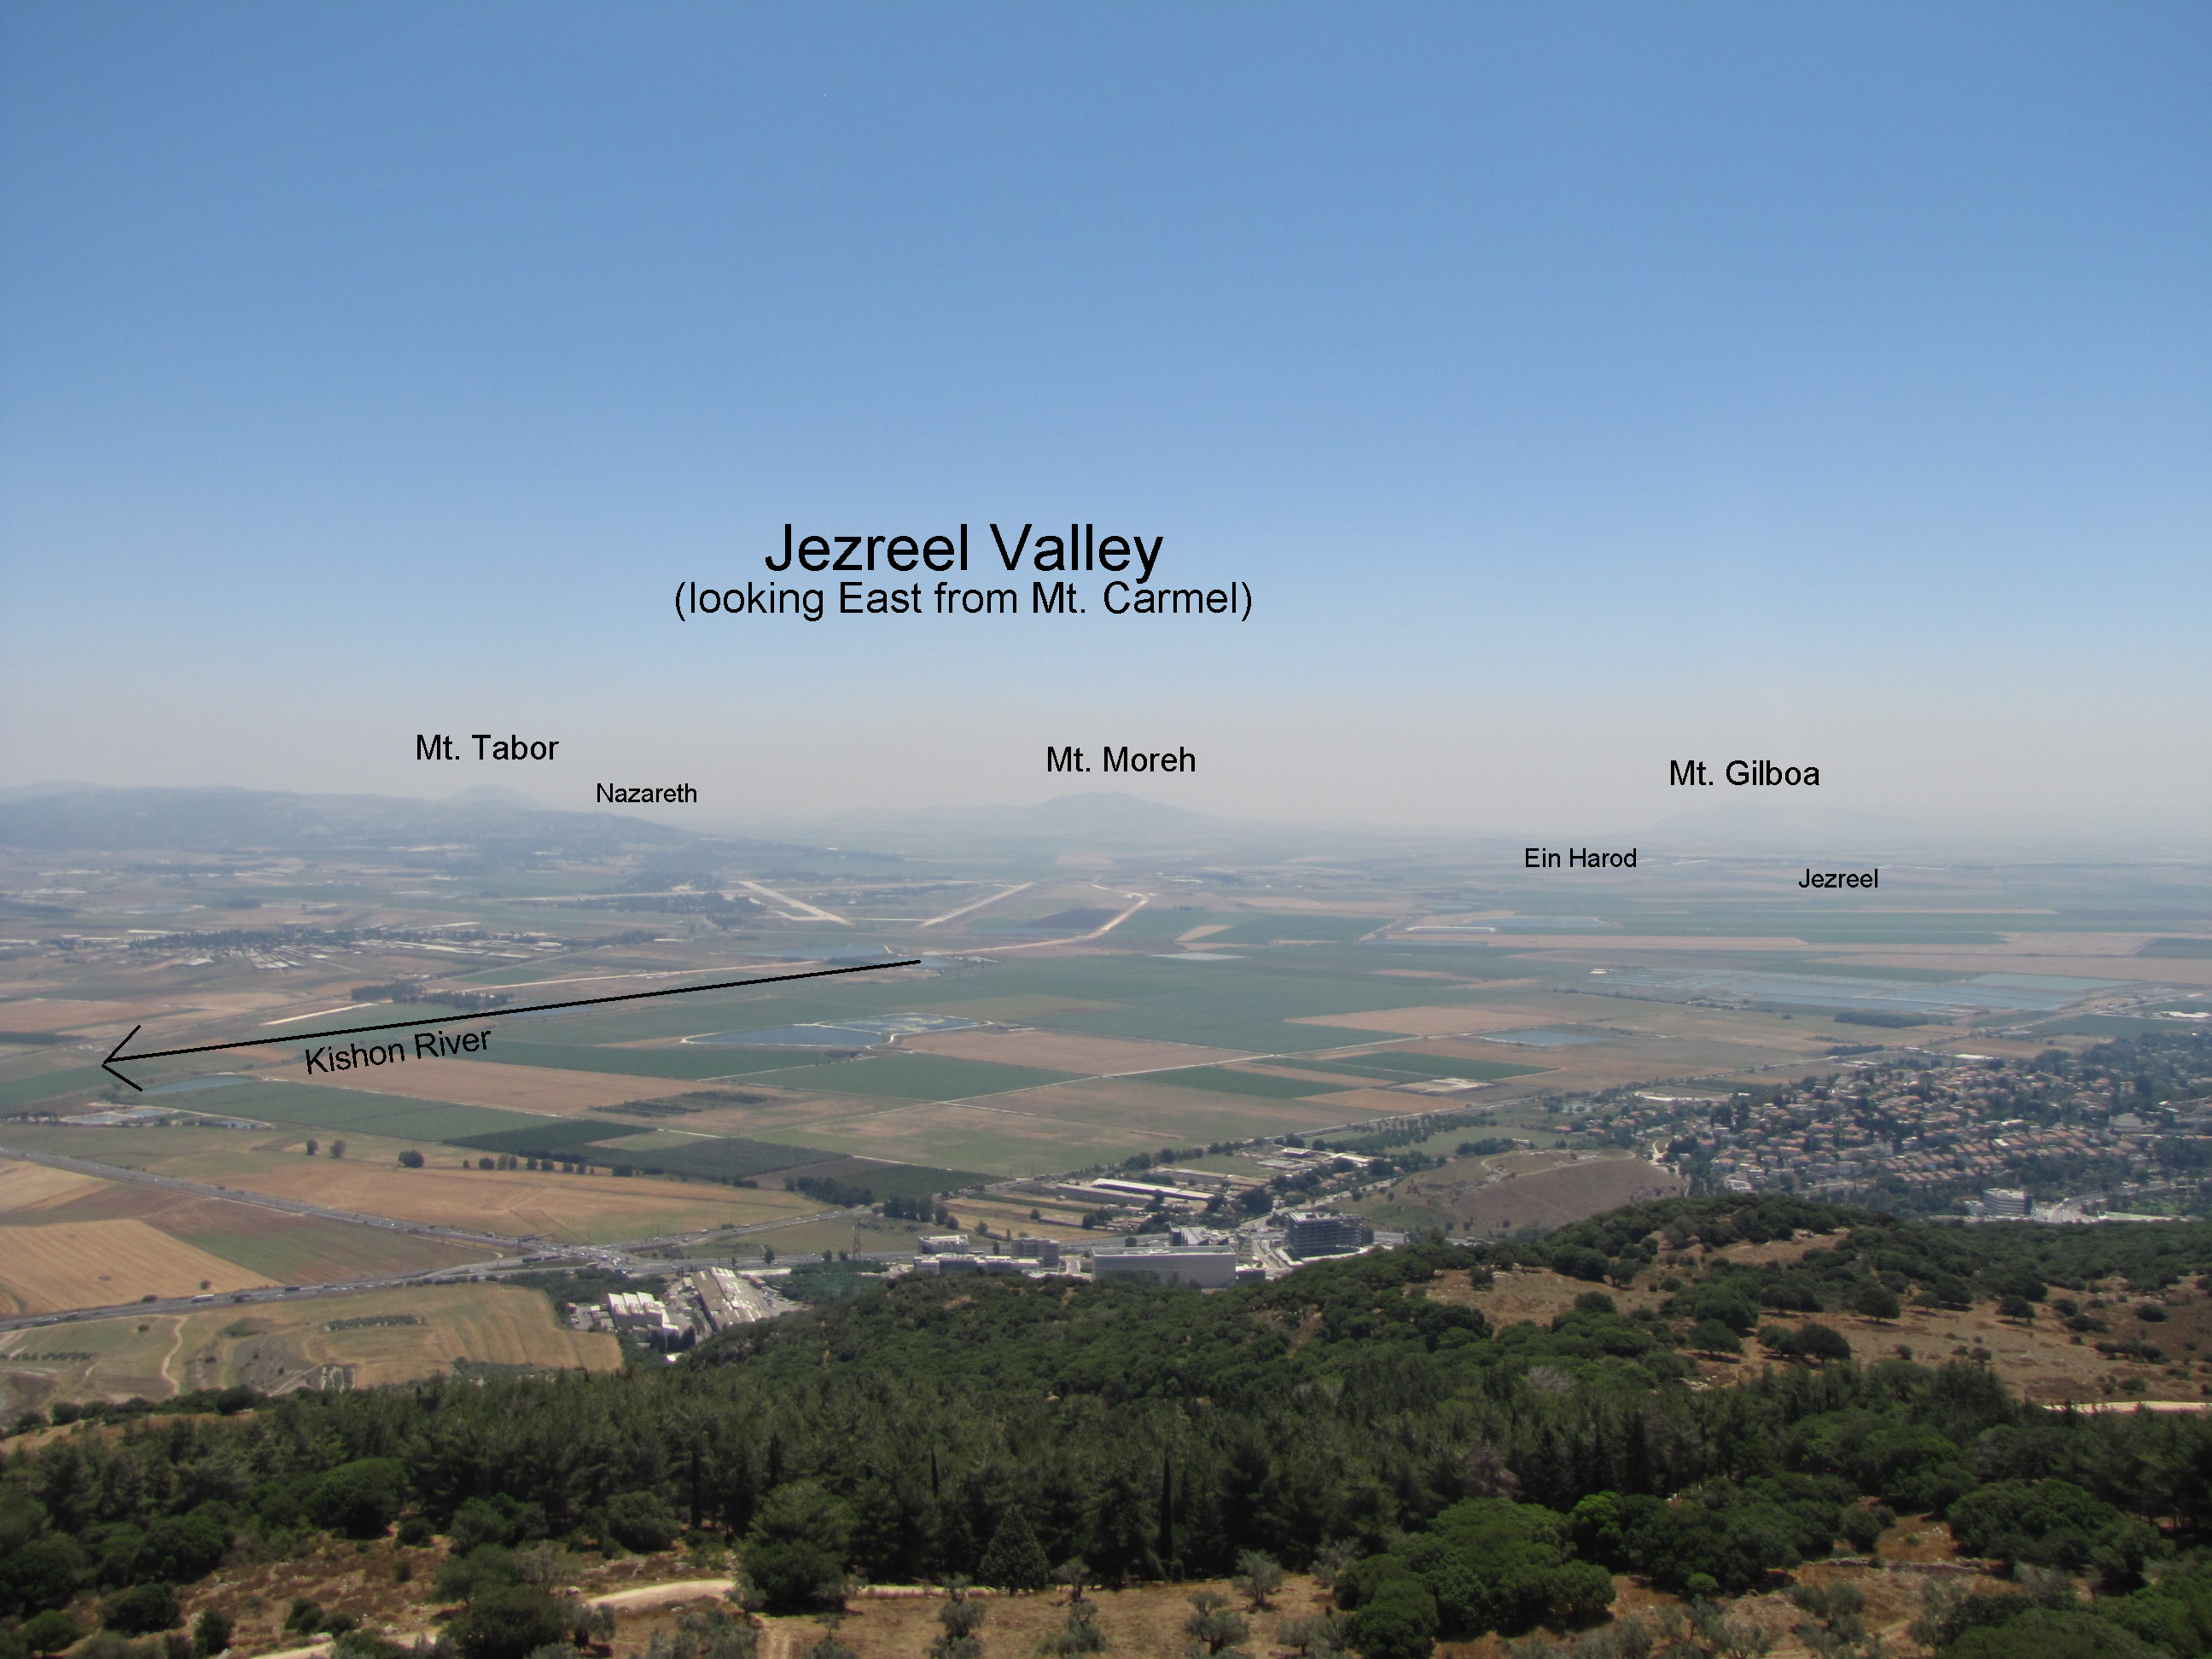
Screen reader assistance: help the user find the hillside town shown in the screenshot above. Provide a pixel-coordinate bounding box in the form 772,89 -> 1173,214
1584,1030 -> 2212,1220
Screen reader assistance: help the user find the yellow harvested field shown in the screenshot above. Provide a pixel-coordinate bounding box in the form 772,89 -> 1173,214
1290,1004 -> 1557,1036
0,1161 -> 107,1210
899,1028 -> 1252,1074
1,1282 -> 620,1412
0,1220 -> 274,1313
297,1055 -> 699,1112
171,1281 -> 622,1390
207,1158 -> 822,1243
0,1313 -> 182,1413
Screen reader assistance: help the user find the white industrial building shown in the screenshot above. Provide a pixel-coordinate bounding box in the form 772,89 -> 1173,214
1090,1240 -> 1238,1289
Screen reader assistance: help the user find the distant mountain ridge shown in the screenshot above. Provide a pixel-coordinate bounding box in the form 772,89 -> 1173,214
0,783 -> 700,854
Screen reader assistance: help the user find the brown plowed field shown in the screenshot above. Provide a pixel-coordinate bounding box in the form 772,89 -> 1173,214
898,1028 -> 1252,1074
299,1056 -> 699,1112
1849,952 -> 2212,986
0,998 -> 203,1032
0,1219 -> 274,1313
1410,1154 -> 1688,1233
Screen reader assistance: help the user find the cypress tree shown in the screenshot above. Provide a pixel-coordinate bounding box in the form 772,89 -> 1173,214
1158,1455 -> 1174,1574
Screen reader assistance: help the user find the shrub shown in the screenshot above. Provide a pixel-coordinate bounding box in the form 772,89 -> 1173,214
642,1608 -> 756,1659
1038,1602 -> 1108,1656
1185,1591 -> 1248,1656
450,1499 -> 513,1554
437,1545 -> 520,1604
1797,1324 -> 1852,1363
1,1535 -> 90,1614
1688,1320 -> 1743,1356
1947,1480 -> 2164,1587
1336,1499 -> 1610,1639
311,1459 -> 405,1540
192,1609 -> 231,1658
451,1585 -> 573,1659
331,1635 -> 413,1659
286,1600 -> 325,1636
140,1515 -> 227,1584
1837,1507 -> 1888,1554
1944,1609 -> 2162,1659
1346,1579 -> 1438,1659
104,1584 -> 183,1635
24,1611 -> 83,1656
603,1492 -> 679,1555
512,1544 -> 584,1589
1234,1550 -> 1285,1612
739,1541 -> 843,1615
1853,1283 -> 1903,1321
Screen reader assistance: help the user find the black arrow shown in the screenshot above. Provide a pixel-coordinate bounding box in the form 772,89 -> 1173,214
100,958 -> 923,1091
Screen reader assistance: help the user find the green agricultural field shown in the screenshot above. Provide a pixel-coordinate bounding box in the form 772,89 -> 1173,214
0,1066 -> 108,1112
1016,1085 -> 1359,1144
1282,1051 -> 1549,1083
904,954 -> 1490,1052
745,1053 -> 1077,1101
1130,1066 -> 1336,1099
1089,908 -> 1224,941
163,1219 -> 497,1283
1192,915 -> 1393,945
686,1213 -> 926,1260
594,1136 -> 830,1181
507,972 -> 989,1045
1565,907 -> 2032,944
743,1103 -> 1156,1179
2034,1015 -> 2174,1038
483,1039 -> 801,1079
177,1080 -> 545,1141
779,1160 -> 986,1202
448,1119 -> 632,1155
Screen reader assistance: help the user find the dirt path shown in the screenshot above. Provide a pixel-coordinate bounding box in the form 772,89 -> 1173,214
156,1313 -> 188,1395
588,1579 -> 737,1611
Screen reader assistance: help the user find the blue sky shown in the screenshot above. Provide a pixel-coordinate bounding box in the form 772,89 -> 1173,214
2,3 -> 2204,836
